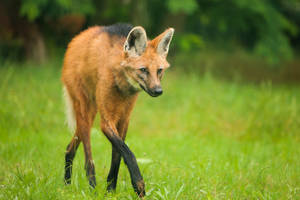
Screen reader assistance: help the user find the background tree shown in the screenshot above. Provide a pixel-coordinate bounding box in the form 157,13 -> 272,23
0,0 -> 95,63
0,0 -> 299,65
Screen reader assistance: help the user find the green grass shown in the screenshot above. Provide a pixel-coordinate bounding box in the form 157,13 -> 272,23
0,62 -> 299,199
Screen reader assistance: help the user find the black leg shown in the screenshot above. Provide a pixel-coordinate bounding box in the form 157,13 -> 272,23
85,159 -> 96,188
107,146 -> 121,192
113,137 -> 145,197
82,137 -> 96,188
64,137 -> 80,184
103,126 -> 145,197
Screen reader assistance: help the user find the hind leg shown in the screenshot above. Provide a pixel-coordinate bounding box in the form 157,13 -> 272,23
74,99 -> 97,188
63,90 -> 97,188
64,135 -> 81,184
80,121 -> 97,188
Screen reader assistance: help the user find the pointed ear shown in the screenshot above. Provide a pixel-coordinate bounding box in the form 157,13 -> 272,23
154,28 -> 174,57
124,26 -> 147,57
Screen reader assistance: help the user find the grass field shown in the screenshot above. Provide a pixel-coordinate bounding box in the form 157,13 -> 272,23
0,62 -> 299,199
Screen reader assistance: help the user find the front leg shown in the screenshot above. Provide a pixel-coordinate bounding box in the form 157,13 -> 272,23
107,146 -> 121,191
101,122 -> 145,198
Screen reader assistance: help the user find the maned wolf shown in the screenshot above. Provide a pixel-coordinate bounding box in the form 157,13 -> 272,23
62,23 -> 174,198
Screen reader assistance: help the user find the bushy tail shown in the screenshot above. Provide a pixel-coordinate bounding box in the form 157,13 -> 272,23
63,85 -> 76,133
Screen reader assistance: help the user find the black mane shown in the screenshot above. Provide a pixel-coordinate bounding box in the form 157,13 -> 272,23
102,23 -> 133,38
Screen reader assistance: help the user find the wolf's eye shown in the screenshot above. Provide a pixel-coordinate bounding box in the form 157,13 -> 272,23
139,67 -> 148,74
157,68 -> 163,75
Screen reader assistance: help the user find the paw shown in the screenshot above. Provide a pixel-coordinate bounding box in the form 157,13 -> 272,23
134,180 -> 145,198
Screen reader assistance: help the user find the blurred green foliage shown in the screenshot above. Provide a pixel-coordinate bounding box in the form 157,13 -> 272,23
176,34 -> 205,52
186,0 -> 299,64
20,0 -> 95,21
167,0 -> 198,14
0,0 -> 299,65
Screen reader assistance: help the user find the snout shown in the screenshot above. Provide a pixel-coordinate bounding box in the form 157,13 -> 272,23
149,86 -> 163,97
139,84 -> 163,97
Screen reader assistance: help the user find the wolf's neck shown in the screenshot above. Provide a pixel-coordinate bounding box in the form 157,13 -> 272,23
113,70 -> 141,97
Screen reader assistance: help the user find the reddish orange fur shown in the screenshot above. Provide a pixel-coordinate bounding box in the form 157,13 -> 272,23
61,24 -> 174,197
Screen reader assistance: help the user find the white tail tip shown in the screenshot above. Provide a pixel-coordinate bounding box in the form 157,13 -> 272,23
63,85 -> 76,133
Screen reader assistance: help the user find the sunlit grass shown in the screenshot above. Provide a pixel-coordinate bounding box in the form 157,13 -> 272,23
0,62 -> 299,199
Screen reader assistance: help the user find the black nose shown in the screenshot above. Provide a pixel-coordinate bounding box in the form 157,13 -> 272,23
153,87 -> 163,96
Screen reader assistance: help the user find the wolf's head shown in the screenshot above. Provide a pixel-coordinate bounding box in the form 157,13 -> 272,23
121,26 -> 174,97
